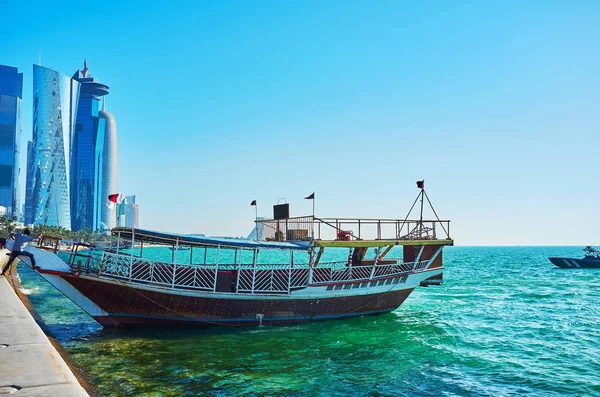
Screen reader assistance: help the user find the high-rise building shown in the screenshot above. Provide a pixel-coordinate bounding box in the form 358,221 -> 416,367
71,60 -> 110,231
133,204 -> 139,228
123,195 -> 139,228
23,140 -> 34,225
0,65 -> 23,218
247,217 -> 267,240
30,64 -> 80,229
98,105 -> 117,231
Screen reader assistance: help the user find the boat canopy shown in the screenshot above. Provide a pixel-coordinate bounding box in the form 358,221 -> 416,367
111,227 -> 310,251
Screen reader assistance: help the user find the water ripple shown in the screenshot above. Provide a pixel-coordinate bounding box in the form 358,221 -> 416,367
17,246 -> 600,396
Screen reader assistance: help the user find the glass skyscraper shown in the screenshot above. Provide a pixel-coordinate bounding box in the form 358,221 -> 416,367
24,140 -> 34,225
123,195 -> 139,228
71,62 -> 110,231
0,65 -> 23,218
31,64 -> 80,229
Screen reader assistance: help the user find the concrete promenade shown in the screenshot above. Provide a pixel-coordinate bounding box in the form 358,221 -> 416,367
0,253 -> 90,396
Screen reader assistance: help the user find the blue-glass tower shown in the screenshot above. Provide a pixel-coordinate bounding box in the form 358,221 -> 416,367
0,65 -> 23,218
71,61 -> 110,231
31,64 -> 80,229
24,140 -> 34,225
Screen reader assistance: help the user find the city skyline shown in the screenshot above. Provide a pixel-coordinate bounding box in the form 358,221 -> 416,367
0,60 -> 122,231
24,62 -> 119,231
1,0 -> 599,244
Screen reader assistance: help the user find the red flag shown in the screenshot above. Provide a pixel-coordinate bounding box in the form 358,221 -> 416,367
108,193 -> 122,203
107,193 -> 122,209
250,200 -> 257,206
305,192 -> 315,200
416,180 -> 424,189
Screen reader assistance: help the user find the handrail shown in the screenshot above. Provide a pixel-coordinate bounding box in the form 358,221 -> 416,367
36,235 -> 62,254
256,216 -> 450,242
255,216 -> 451,223
66,250 -> 434,295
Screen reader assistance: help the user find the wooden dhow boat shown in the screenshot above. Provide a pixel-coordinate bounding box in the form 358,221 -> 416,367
10,183 -> 453,327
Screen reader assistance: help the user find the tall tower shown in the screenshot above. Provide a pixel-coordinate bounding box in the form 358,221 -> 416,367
31,64 -> 80,229
71,60 -> 109,231
123,195 -> 138,228
98,104 -> 117,231
24,140 -> 34,224
0,65 -> 23,218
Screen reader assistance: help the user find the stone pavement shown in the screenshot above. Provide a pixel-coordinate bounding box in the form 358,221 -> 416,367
0,250 -> 89,396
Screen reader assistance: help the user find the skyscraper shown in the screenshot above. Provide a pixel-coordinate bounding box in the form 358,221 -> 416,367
31,64 -> 80,229
123,195 -> 139,228
0,65 -> 23,218
23,140 -> 34,225
71,60 -> 109,231
98,104 -> 117,231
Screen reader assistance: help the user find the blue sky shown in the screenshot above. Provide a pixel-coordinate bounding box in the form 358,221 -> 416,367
1,0 -> 598,245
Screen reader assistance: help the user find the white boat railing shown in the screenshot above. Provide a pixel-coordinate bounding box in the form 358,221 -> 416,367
68,250 -> 433,295
236,264 -> 311,294
256,216 -> 451,242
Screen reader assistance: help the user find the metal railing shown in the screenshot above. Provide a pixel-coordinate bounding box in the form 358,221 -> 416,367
258,216 -> 314,242
310,260 -> 429,284
236,264 -> 310,293
256,216 -> 450,242
68,250 -> 433,295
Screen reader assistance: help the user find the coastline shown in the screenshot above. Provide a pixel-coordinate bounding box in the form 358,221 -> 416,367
0,255 -> 102,397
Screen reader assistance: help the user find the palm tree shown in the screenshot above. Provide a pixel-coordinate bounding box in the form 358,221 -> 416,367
0,215 -> 17,238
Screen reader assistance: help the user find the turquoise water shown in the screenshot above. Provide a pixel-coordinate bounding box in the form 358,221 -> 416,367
17,246 -> 600,396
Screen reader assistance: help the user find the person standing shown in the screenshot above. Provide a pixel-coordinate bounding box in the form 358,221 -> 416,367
1,229 -> 36,276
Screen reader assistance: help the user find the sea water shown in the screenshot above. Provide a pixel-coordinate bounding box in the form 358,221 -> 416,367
17,246 -> 600,396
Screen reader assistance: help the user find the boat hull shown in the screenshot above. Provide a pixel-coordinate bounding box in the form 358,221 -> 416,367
61,275 -> 415,327
549,257 -> 600,269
